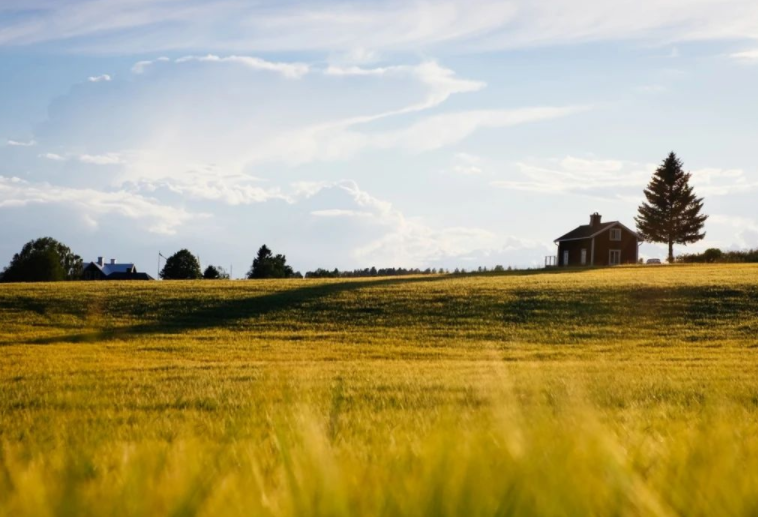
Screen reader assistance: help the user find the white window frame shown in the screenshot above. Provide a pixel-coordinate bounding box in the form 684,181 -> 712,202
609,249 -> 621,266
563,250 -> 569,266
581,248 -> 587,265
610,228 -> 622,241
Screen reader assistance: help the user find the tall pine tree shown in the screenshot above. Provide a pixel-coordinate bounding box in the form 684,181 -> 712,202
635,152 -> 707,263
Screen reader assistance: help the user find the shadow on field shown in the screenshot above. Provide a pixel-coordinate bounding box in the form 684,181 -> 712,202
23,275 -> 452,345
18,267 -> 757,346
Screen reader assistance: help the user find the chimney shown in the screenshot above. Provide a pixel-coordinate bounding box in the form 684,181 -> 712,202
110,258 -> 117,265
97,256 -> 104,267
590,213 -> 602,227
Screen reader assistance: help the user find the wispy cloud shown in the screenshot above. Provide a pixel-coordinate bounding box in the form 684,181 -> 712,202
39,152 -> 65,161
491,156 -> 653,195
6,139 -> 36,147
88,74 -> 111,82
131,57 -> 169,74
175,54 -> 310,79
2,0 -> 757,54
730,49 -> 758,62
491,157 -> 758,199
39,152 -> 124,165
0,176 -> 199,235
374,106 -> 588,153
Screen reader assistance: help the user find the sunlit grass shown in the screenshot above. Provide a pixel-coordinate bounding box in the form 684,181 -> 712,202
2,264 -> 758,515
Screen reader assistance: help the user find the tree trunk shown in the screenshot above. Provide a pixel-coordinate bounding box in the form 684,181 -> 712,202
668,241 -> 674,264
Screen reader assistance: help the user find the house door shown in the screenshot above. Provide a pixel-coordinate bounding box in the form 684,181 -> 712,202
609,250 -> 621,266
581,249 -> 587,265
563,250 -> 569,266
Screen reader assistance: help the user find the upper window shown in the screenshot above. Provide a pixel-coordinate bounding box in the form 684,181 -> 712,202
610,228 -> 622,241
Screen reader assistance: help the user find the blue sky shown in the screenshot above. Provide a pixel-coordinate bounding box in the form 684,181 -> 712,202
1,0 -> 757,275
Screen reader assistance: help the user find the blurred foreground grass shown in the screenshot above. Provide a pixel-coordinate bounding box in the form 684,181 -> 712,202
2,264 -> 758,516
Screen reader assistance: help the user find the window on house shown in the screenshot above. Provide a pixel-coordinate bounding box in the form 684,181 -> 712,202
610,228 -> 622,241
609,250 -> 621,265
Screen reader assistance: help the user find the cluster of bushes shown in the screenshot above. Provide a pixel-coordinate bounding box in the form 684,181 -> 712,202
677,248 -> 758,264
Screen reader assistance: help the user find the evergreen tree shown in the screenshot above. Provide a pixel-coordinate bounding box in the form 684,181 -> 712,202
247,245 -> 295,279
203,265 -> 229,279
1,237 -> 81,282
160,249 -> 202,279
635,152 -> 708,263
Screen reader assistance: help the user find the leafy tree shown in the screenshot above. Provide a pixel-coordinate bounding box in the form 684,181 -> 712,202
247,245 -> 295,279
203,265 -> 230,280
160,249 -> 202,280
1,237 -> 81,282
635,152 -> 708,263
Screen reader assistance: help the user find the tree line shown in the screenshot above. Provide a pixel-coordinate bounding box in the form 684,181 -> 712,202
159,245 -> 301,280
677,248 -> 758,264
0,238 -> 517,283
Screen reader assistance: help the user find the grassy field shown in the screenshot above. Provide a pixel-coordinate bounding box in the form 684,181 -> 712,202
2,264 -> 758,516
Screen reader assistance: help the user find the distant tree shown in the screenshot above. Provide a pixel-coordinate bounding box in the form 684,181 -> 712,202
493,265 -> 505,272
635,152 -> 708,263
1,237 -> 81,282
247,245 -> 295,279
203,265 -> 229,279
160,249 -> 202,280
702,248 -> 723,263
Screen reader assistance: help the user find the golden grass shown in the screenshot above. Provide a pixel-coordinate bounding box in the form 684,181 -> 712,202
2,264 -> 758,516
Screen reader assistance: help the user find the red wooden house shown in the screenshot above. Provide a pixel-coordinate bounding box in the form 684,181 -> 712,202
554,213 -> 640,266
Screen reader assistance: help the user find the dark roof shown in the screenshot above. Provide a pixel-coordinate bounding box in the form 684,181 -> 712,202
86,262 -> 136,275
555,221 -> 621,242
105,272 -> 154,281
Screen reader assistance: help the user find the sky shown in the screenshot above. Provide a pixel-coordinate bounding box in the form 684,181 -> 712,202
1,0 -> 757,276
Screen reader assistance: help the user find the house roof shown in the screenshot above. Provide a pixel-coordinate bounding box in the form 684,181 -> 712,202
555,221 -> 639,242
86,262 -> 136,276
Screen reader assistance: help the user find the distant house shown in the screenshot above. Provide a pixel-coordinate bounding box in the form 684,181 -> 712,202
82,257 -> 154,280
554,213 -> 640,266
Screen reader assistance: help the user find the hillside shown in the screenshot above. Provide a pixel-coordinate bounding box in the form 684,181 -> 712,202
2,265 -> 758,516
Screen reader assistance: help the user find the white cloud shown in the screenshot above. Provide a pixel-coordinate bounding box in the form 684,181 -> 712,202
175,54 -> 310,79
710,214 -> 758,249
447,153 -> 485,175
39,152 -> 65,161
78,153 -> 124,165
491,156 -> 653,194
131,57 -> 169,74
0,176 -> 199,235
690,167 -> 758,195
730,49 -> 758,62
38,152 -> 125,165
491,157 -> 758,200
452,165 -> 484,175
88,74 -> 112,82
373,106 -> 587,153
302,180 -> 541,267
6,139 -> 36,147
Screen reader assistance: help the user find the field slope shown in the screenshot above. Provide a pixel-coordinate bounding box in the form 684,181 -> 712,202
2,264 -> 758,516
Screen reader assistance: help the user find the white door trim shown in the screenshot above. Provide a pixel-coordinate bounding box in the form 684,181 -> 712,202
609,249 -> 621,266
